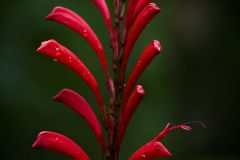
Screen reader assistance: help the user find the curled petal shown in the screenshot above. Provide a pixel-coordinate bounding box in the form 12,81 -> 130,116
46,7 -> 109,77
129,122 -> 202,160
121,40 -> 161,109
129,141 -> 172,160
53,89 -> 105,150
132,0 -> 154,23
32,131 -> 90,160
117,85 -> 145,150
120,3 -> 161,83
91,0 -> 112,32
36,39 -> 105,118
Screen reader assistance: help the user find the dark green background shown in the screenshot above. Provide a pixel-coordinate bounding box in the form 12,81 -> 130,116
0,0 -> 239,159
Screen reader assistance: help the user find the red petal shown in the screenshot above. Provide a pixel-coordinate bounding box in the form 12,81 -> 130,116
120,3 -> 161,84
116,85 -> 145,150
36,39 -> 105,118
132,0 -> 154,23
91,0 -> 112,32
46,7 -> 109,77
32,131 -> 90,160
53,89 -> 105,150
129,141 -> 172,160
121,40 -> 161,109
125,0 -> 139,30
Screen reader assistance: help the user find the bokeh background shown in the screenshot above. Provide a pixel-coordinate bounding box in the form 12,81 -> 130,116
0,0 -> 239,159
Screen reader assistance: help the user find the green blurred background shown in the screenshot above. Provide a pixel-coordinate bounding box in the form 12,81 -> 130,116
0,0 -> 239,159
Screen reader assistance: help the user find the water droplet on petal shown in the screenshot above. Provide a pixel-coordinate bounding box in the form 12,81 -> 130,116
55,138 -> 59,141
68,56 -> 72,63
53,59 -> 58,62
83,29 -> 88,37
55,47 -> 60,51
141,154 -> 146,159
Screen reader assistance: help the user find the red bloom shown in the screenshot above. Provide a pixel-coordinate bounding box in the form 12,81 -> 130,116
46,6 -> 109,78
132,0 -> 154,24
116,85 -> 145,151
53,89 -> 105,151
36,39 -> 105,118
32,131 -> 90,160
120,3 -> 161,84
121,40 -> 161,110
129,123 -> 199,160
90,0 -> 112,33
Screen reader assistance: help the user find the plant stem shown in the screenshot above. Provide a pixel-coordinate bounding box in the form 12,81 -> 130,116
105,0 -> 126,160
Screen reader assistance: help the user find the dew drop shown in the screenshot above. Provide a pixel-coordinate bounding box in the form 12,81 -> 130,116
53,59 -> 58,62
55,47 -> 60,51
55,138 -> 59,141
141,154 -> 146,158
83,29 -> 88,37
68,56 -> 72,63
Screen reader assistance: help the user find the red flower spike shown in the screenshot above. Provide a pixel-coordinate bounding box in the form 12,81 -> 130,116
91,0 -> 112,33
52,88 -> 105,151
46,6 -> 109,77
116,85 -> 145,151
121,40 -> 161,111
32,131 -> 90,160
36,39 -> 105,118
129,141 -> 172,160
132,0 -> 154,23
120,3 -> 161,84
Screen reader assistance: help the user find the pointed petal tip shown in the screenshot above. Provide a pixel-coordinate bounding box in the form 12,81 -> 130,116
32,131 -> 48,149
52,88 -> 69,101
45,6 -> 63,20
36,39 -> 56,52
136,85 -> 145,95
153,40 -> 161,52
148,3 -> 161,12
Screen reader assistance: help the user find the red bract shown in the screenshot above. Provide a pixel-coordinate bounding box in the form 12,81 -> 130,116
32,131 -> 90,160
53,89 -> 105,151
121,40 -> 161,110
132,0 -> 154,23
36,39 -> 105,118
33,1 -> 202,160
125,0 -> 139,30
46,6 -> 109,77
116,85 -> 145,151
129,123 -> 194,160
90,0 -> 112,33
120,3 -> 161,84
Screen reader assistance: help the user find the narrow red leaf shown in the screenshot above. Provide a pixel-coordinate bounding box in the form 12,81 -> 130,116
116,85 -> 145,151
32,131 -> 90,160
120,3 -> 161,84
132,0 -> 154,23
121,40 -> 161,110
46,6 -> 109,77
129,141 -> 172,160
91,0 -> 112,33
53,88 -> 105,150
36,39 -> 105,118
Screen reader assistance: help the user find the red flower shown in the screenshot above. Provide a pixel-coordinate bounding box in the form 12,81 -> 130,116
129,122 -> 204,160
36,39 -> 106,118
121,40 -> 162,111
53,89 -> 105,150
120,3 -> 161,85
46,6 -> 109,78
32,131 -> 90,160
